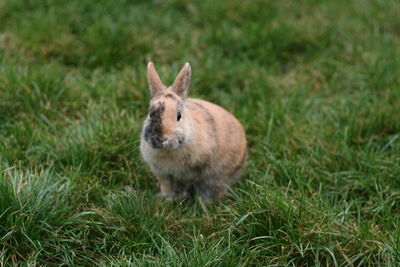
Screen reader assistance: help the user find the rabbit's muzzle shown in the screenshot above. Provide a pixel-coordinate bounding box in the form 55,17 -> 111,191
143,101 -> 187,150
144,123 -> 165,149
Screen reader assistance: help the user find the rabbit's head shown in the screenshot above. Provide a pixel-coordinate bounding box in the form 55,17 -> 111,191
142,62 -> 193,149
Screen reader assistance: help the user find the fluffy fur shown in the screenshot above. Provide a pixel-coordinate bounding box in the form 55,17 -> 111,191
140,62 -> 247,202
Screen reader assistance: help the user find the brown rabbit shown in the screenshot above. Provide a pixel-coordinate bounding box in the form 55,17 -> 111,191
140,62 -> 247,202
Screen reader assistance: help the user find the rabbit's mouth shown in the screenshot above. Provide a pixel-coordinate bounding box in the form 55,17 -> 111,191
147,137 -> 164,149
161,139 -> 178,149
144,122 -> 187,149
144,135 -> 176,149
156,134 -> 186,150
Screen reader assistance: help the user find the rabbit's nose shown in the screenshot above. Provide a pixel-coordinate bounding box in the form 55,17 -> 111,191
158,136 -> 167,142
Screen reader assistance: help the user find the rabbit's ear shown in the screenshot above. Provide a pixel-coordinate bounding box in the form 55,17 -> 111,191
147,62 -> 164,97
172,63 -> 191,98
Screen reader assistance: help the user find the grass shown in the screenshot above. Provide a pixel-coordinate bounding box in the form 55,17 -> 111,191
0,0 -> 399,265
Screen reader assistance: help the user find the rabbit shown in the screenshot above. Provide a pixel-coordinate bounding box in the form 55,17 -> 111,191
140,62 -> 247,203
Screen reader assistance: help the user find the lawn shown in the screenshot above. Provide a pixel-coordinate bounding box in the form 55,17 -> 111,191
1,0 -> 400,265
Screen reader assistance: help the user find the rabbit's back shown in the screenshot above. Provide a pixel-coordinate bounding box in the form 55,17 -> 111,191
185,98 -> 247,182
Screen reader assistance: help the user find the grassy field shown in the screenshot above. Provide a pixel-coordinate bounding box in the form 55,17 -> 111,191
1,0 -> 400,265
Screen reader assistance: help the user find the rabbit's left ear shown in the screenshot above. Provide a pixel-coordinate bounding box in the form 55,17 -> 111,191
147,62 -> 164,97
172,63 -> 191,98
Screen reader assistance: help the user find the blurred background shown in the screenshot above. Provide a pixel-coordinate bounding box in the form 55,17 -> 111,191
0,0 -> 399,265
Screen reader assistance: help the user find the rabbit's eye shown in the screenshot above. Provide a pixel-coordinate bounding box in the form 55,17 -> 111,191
177,112 -> 182,121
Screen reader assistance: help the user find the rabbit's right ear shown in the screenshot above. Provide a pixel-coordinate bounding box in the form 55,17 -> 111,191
147,62 -> 164,97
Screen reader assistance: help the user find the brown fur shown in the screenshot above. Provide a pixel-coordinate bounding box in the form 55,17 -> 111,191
140,62 -> 247,202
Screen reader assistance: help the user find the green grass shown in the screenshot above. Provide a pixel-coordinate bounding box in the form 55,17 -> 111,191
1,0 -> 400,265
